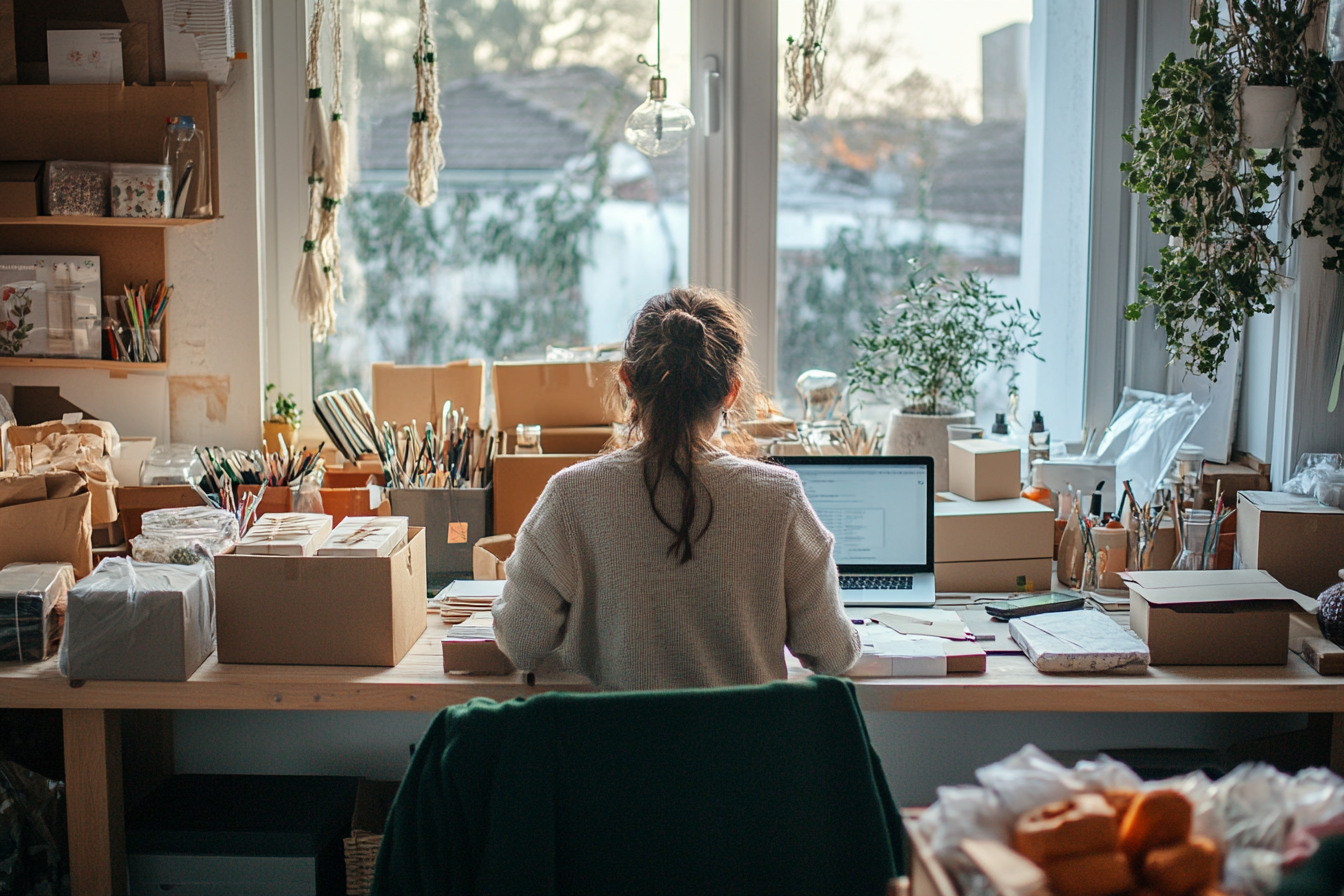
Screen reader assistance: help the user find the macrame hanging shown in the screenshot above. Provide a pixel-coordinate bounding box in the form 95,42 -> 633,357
316,0 -> 348,309
291,0 -> 336,341
405,0 -> 443,207
784,0 -> 836,121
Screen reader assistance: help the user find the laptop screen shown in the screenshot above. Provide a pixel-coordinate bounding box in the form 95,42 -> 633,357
785,460 -> 931,570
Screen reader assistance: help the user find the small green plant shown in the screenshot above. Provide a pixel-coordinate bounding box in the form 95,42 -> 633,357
0,284 -> 35,356
265,383 -> 303,429
848,264 -> 1042,415
1122,0 -> 1344,379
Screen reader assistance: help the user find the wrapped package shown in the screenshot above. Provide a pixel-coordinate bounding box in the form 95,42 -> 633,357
0,470 -> 93,578
130,507 -> 240,563
1,417 -> 120,524
0,563 -> 74,662
316,515 -> 408,557
60,557 -> 215,681
235,512 -> 333,556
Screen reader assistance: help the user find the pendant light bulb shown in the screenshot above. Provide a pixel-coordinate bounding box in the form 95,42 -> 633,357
625,76 -> 695,157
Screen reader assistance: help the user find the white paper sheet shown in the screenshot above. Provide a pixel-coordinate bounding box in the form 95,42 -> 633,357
47,30 -> 123,85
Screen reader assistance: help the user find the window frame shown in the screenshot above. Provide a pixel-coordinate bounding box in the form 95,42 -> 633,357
265,0 -> 1124,434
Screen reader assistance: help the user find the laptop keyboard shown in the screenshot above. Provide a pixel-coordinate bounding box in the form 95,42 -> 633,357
839,575 -> 914,590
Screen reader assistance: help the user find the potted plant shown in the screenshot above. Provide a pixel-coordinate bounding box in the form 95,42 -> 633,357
263,383 -> 302,452
1122,0 -> 1344,379
848,266 -> 1041,492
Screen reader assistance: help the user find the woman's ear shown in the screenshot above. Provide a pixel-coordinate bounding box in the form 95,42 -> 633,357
618,363 -> 632,392
724,377 -> 742,411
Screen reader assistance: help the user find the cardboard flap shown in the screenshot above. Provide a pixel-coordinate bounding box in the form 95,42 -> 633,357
1238,490 -> 1344,515
1122,569 -> 1316,611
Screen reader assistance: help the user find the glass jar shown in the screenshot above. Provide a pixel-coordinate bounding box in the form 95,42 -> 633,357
162,116 -> 212,218
141,444 -> 205,486
514,424 -> 543,455
1172,509 -> 1214,570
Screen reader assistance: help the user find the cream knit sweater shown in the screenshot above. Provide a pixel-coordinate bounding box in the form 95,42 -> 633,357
492,448 -> 861,691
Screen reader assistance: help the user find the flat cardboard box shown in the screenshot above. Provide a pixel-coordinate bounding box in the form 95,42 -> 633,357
948,439 -> 1021,501
493,454 -> 595,535
1122,569 -> 1315,665
442,638 -> 515,675
535,426 -> 613,455
371,360 -> 486,429
1236,491 -> 1344,599
492,360 -> 620,429
215,528 -> 428,667
933,494 -> 1055,564
935,557 -> 1052,594
0,161 -> 40,216
234,513 -> 332,557
387,486 -> 491,582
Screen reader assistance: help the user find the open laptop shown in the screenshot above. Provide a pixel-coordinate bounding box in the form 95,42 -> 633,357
774,455 -> 936,607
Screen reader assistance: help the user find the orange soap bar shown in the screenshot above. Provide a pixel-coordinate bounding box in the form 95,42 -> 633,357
1045,851 -> 1136,896
1144,837 -> 1220,896
1119,790 -> 1193,859
1015,792 -> 1119,864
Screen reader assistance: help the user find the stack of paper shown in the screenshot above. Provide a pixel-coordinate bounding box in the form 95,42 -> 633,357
435,579 -> 506,624
235,513 -> 333,557
848,625 -> 948,677
316,516 -> 408,558
1009,609 -> 1150,673
47,30 -> 124,84
446,611 -> 496,640
163,0 -> 235,85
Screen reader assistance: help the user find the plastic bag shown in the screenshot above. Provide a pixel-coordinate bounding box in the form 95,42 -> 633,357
975,744 -> 1082,815
0,563 -> 75,662
1283,454 -> 1344,508
0,760 -> 67,896
1094,388 -> 1209,505
130,507 -> 239,563
293,480 -> 324,514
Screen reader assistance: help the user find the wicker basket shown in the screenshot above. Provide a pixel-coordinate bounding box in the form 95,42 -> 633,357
343,829 -> 382,896
342,779 -> 400,896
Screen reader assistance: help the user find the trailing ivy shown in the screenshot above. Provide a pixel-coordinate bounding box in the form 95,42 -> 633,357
1121,0 -> 1344,379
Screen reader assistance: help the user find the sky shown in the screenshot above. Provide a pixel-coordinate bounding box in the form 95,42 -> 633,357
780,0 -> 1033,121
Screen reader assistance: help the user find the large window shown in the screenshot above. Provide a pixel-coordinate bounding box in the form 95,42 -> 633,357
314,0 -> 691,397
774,0 -> 1032,427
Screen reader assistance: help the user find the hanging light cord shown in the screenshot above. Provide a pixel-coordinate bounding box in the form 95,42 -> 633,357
637,0 -> 662,78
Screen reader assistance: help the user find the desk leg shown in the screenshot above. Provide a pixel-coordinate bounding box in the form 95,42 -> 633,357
63,709 -> 126,896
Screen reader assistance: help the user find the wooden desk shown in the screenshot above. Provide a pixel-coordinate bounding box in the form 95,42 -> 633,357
7,612 -> 1344,895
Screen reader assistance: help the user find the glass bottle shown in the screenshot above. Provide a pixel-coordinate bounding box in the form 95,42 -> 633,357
1028,411 -> 1051,465
1172,509 -> 1214,570
1058,504 -> 1084,589
1021,461 -> 1053,507
162,116 -> 211,218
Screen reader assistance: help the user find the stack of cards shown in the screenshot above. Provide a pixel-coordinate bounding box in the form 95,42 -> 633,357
436,579 -> 505,624
234,513 -> 333,557
316,516 -> 409,558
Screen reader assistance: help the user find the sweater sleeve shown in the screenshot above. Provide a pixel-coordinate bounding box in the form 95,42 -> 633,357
781,481 -> 862,676
492,476 -> 578,672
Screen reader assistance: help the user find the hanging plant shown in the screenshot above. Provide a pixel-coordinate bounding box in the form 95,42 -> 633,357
1121,0 -> 1344,380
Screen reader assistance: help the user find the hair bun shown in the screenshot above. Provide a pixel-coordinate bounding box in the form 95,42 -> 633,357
662,309 -> 707,348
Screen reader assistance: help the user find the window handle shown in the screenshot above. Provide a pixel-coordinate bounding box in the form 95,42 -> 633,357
702,55 -> 721,134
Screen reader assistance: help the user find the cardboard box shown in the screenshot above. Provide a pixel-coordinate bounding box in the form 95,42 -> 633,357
319,486 -> 389,525
387,486 -> 491,582
935,557 -> 1052,594
1236,491 -> 1344,599
215,528 -> 428,666
473,534 -> 514,580
948,439 -> 1021,501
442,638 -> 515,675
3,418 -> 120,524
933,494 -> 1055,563
115,485 -> 206,541
63,559 -> 214,680
0,161 -> 40,216
492,360 -> 620,429
493,454 -> 595,535
371,360 -> 486,429
535,426 -> 613,455
1200,460 -> 1270,510
0,471 -> 92,577
1122,569 -> 1315,665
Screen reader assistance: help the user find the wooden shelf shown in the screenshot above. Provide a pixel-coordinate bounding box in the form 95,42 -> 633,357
0,216 -> 216,228
0,357 -> 166,375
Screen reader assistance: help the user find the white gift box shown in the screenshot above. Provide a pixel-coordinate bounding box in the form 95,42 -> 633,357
234,513 -> 333,557
316,516 -> 409,558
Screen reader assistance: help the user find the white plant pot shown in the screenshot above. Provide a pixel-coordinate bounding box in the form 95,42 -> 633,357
883,408 -> 975,493
1238,86 -> 1297,149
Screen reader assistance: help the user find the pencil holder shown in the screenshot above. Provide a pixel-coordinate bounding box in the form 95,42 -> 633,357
1172,509 -> 1216,570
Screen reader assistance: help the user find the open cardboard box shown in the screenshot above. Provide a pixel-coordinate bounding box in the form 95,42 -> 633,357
371,360 -> 486,429
215,528 -> 428,666
1122,569 -> 1316,665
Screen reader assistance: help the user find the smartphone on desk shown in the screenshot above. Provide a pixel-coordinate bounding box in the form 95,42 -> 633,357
984,593 -> 1084,620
